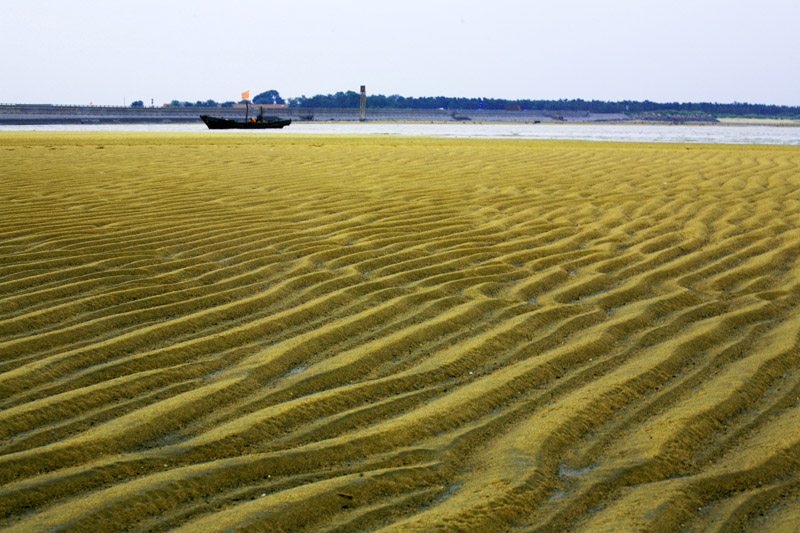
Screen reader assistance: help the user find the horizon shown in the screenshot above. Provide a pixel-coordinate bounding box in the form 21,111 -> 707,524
5,93 -> 800,110
2,0 -> 799,107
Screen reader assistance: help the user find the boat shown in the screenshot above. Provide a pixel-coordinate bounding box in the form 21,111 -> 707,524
200,103 -> 291,129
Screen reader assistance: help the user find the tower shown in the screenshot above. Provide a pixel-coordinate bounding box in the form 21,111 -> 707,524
359,85 -> 367,122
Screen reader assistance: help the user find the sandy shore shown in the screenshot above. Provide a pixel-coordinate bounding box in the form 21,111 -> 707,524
1,133 -> 800,531
717,117 -> 800,126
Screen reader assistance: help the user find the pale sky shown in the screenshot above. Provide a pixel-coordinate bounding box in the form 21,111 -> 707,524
2,0 -> 798,107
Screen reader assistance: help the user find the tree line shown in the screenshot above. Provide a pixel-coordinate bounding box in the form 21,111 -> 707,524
287,91 -> 800,117
160,90 -> 287,109
157,89 -> 799,118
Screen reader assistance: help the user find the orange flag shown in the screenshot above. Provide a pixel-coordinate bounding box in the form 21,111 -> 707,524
241,90 -> 250,100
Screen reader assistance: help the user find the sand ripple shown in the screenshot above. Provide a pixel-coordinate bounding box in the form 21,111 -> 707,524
1,133 -> 800,531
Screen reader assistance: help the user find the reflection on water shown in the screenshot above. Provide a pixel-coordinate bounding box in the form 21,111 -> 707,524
1,122 -> 798,145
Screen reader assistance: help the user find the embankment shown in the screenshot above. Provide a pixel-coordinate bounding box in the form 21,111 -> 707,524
1,104 -> 710,125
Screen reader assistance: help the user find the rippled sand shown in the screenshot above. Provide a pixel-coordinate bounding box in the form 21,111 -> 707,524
1,132 -> 800,531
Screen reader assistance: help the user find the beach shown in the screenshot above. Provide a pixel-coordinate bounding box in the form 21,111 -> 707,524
1,132 -> 800,531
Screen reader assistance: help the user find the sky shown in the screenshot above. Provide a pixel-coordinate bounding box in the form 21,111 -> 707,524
2,0 -> 798,107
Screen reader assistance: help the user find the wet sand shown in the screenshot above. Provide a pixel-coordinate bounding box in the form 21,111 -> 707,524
1,132 -> 800,531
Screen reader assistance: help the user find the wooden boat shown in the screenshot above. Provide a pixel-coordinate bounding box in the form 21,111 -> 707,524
200,104 -> 291,129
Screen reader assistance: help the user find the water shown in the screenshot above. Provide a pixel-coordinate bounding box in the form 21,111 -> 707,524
1,122 -> 797,145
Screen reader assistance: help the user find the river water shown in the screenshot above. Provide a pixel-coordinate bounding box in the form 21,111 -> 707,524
1,122 -> 798,145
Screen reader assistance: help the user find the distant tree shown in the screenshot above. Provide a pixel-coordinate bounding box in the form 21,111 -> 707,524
253,90 -> 285,105
161,92 -> 799,117
258,90 -> 800,118
130,100 -> 144,108
287,95 -> 306,107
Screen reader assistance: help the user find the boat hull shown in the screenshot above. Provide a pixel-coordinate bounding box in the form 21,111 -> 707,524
200,115 -> 291,129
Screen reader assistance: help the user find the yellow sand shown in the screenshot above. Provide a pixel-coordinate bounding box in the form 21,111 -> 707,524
717,117 -> 800,126
1,132 -> 799,531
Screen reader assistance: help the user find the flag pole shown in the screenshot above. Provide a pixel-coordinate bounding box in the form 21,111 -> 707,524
242,90 -> 250,122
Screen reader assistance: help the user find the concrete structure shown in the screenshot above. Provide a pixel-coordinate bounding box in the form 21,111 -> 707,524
359,86 -> 367,122
0,104 -> 635,125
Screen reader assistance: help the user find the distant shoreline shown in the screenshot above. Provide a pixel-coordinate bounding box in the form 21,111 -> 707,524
716,117 -> 800,126
1,104 -> 798,127
0,104 -> 769,126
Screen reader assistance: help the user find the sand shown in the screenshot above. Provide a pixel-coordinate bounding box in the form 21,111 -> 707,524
1,132 -> 799,531
716,117 -> 800,127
